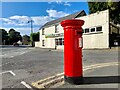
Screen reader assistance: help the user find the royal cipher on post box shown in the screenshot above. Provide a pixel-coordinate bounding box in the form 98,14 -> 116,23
61,19 -> 84,84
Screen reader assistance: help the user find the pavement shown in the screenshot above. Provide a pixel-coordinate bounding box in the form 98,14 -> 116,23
31,62 -> 119,89
58,63 -> 119,88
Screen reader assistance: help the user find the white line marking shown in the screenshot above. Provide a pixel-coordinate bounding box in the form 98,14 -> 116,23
0,70 -> 16,76
21,81 -> 32,89
0,71 -> 9,74
9,71 -> 16,76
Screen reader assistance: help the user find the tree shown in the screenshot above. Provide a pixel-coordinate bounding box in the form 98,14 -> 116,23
30,32 -> 39,41
8,28 -> 22,45
88,1 -> 120,24
0,29 -> 9,45
22,35 -> 30,45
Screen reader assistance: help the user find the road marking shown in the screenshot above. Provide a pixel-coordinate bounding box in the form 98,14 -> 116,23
21,81 -> 32,89
31,61 -> 119,88
0,71 -> 16,76
83,62 -> 119,71
9,71 -> 16,76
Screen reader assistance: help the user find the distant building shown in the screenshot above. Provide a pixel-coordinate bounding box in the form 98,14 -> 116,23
35,9 -> 120,49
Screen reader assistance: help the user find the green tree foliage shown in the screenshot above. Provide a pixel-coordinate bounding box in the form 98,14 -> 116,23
8,28 -> 22,45
22,35 -> 30,45
30,32 -> 39,41
0,29 -> 9,45
88,1 -> 120,24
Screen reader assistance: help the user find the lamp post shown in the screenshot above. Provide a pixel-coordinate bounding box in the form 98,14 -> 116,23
28,20 -> 34,47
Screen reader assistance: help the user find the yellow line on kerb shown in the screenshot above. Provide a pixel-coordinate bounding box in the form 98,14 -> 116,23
31,62 -> 119,88
83,62 -> 119,71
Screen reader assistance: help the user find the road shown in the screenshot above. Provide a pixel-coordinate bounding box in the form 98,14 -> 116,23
0,46 -> 119,88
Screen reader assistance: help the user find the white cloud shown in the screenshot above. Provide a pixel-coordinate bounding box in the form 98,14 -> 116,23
46,9 -> 69,18
0,18 -> 11,22
0,18 -> 15,25
9,15 -> 31,26
55,0 -> 63,4
1,15 -> 52,26
64,2 -> 71,6
1,10 -> 69,28
48,1 -> 71,6
31,16 -> 53,26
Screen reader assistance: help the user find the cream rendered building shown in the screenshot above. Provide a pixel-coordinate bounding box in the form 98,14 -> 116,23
35,9 -> 120,49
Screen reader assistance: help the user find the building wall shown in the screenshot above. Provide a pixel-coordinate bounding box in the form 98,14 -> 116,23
78,10 -> 109,49
39,26 -> 56,48
38,10 -> 109,49
35,41 -> 41,47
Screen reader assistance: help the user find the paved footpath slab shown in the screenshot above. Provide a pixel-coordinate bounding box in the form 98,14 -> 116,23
58,63 -> 119,88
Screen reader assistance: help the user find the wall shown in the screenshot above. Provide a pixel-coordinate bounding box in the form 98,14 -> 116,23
39,26 -> 56,48
35,41 -> 41,47
78,10 -> 109,49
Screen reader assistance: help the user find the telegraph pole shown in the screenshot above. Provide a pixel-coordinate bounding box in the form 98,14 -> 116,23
28,20 -> 34,47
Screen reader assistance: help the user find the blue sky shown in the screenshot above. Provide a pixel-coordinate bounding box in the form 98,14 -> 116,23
1,2 -> 89,36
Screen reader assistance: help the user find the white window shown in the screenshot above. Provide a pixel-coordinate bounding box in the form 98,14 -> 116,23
96,26 -> 102,32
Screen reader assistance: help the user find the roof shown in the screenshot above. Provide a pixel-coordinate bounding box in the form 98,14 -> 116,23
40,10 -> 86,29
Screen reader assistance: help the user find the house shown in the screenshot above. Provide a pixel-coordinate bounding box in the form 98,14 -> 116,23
35,9 -> 120,49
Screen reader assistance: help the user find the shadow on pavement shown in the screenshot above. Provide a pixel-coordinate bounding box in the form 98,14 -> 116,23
83,76 -> 120,84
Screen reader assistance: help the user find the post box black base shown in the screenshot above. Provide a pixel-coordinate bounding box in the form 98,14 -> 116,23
64,75 -> 84,85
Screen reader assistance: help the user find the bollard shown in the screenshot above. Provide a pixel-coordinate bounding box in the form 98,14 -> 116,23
61,19 -> 84,84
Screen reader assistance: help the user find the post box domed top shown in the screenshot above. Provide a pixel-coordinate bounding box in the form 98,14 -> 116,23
61,19 -> 84,28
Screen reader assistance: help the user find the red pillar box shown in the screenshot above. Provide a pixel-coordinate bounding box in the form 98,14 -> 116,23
61,19 -> 84,84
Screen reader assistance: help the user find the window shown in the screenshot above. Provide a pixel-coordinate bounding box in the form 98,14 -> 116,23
55,38 -> 64,45
96,26 -> 102,32
42,40 -> 45,46
42,28 -> 45,35
90,28 -> 95,32
85,28 -> 89,33
84,26 -> 102,34
55,25 -> 59,33
55,39 -> 59,45
59,38 -> 62,45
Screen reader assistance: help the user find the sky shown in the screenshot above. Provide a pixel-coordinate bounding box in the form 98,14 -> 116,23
1,1 -> 89,36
